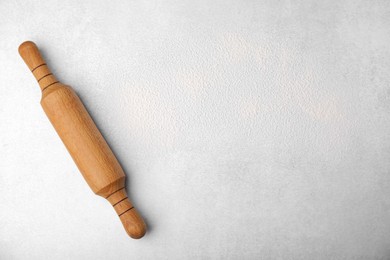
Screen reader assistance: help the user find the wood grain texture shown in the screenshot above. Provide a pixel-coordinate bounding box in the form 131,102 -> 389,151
18,41 -> 146,239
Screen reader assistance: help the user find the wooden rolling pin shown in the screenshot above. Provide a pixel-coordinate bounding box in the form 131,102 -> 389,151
19,41 -> 146,239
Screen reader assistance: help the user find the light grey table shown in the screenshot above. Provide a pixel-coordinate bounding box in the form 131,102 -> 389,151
1,0 -> 390,259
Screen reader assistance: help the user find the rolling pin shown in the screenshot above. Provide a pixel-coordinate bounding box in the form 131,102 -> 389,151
18,41 -> 146,239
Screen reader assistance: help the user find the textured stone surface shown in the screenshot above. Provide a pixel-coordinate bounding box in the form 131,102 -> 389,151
1,0 -> 390,259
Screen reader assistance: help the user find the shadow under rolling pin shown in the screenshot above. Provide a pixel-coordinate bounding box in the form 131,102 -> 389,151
18,41 -> 146,239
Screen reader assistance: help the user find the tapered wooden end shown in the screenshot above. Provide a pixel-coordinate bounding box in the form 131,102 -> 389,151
120,207 -> 147,239
106,188 -> 146,239
18,41 -> 44,71
18,41 -> 59,91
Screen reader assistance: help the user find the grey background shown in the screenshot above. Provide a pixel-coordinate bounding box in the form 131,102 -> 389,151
1,0 -> 390,259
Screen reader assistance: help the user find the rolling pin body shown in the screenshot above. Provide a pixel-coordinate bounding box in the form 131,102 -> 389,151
19,41 -> 146,239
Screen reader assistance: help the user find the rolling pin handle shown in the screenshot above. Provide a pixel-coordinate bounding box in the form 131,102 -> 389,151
19,41 -> 59,91
106,188 -> 147,239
